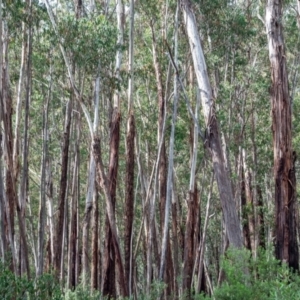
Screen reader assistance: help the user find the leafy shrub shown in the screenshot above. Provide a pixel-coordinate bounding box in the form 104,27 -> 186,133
0,261 -> 62,299
196,247 -> 300,300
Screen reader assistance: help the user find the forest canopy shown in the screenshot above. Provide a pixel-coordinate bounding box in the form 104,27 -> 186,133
1,0 -> 300,299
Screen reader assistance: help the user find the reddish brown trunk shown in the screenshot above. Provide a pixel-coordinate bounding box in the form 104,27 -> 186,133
101,219 -> 115,298
256,186 -> 265,249
93,134 -> 128,298
102,109 -> 128,297
244,167 -> 255,252
124,113 -> 135,292
241,170 -> 251,251
1,45 -> 19,273
54,99 -> 72,274
288,152 -> 298,269
3,83 -> 15,267
266,0 -> 299,269
183,188 -> 198,298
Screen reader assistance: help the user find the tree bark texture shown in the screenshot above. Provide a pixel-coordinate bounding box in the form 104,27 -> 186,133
92,117 -> 128,298
266,0 -> 299,269
181,0 -> 243,248
183,188 -> 199,298
124,113 -> 135,292
54,99 -> 72,274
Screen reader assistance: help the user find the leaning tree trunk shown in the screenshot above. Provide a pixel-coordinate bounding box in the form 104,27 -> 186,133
181,0 -> 243,248
266,0 -> 299,269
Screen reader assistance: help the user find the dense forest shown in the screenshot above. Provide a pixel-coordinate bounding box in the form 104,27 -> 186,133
1,0 -> 300,299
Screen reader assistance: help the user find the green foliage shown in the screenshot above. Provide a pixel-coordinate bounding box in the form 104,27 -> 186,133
64,285 -> 100,300
0,261 -> 62,300
137,280 -> 167,300
196,248 -> 300,300
57,15 -> 117,74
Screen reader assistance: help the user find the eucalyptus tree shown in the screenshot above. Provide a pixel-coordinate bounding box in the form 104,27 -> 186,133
266,0 -> 299,269
124,0 -> 135,295
181,0 -> 243,249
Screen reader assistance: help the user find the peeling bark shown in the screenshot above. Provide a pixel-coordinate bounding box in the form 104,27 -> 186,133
266,0 -> 299,269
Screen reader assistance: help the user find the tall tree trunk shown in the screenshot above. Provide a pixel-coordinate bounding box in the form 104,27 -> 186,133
183,188 -> 199,298
67,130 -> 79,289
46,159 -> 54,269
150,20 -> 174,297
0,0 -> 7,262
242,149 -> 255,253
91,186 -> 99,290
183,85 -> 200,297
1,27 -> 17,273
159,8 -> 180,299
37,79 -> 51,276
17,0 -> 32,278
266,0 -> 299,269
54,98 -> 72,274
92,136 -> 128,298
124,0 -> 135,295
82,72 -> 100,287
102,0 -> 125,297
181,0 -> 243,248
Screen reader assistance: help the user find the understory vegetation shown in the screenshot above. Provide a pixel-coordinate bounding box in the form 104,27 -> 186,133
1,0 -> 300,299
2,249 -> 300,300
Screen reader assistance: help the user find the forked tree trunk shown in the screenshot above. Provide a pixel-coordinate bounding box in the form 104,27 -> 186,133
101,1 -> 125,296
181,0 -> 243,248
266,0 -> 299,269
82,73 -> 100,287
92,136 -> 128,297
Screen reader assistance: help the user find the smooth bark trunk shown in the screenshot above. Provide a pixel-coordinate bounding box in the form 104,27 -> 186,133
181,0 -> 243,248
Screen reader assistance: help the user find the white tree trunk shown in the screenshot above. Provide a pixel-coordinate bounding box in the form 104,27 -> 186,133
181,0 -> 243,248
